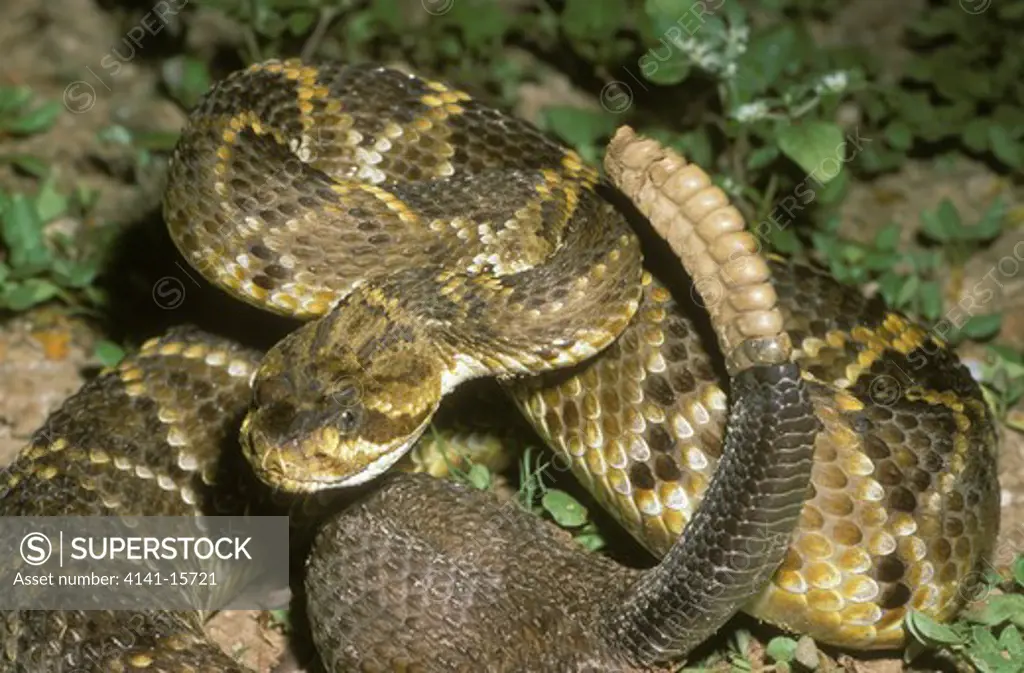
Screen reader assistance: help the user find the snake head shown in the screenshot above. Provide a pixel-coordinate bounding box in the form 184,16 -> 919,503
240,311 -> 446,493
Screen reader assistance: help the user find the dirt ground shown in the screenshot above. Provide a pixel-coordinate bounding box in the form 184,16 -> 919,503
0,0 -> 1021,671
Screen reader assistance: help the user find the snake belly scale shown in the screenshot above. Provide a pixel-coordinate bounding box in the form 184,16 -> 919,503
0,58 -> 1001,670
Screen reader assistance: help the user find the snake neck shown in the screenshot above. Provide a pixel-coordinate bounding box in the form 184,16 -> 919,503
598,362 -> 821,666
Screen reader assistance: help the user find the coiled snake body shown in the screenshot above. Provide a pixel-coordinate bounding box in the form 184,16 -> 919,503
0,60 -> 1000,671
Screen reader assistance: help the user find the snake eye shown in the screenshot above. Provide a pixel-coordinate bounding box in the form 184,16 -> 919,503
337,407 -> 361,434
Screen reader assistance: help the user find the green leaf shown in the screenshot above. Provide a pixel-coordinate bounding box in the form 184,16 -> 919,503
540,106 -> 617,165
746,144 -> 779,171
541,489 -> 588,527
1,193 -> 51,272
989,123 -> 1024,168
1000,624 -> 1024,659
676,130 -> 713,169
896,273 -> 920,309
93,340 -> 126,367
286,9 -> 316,36
82,285 -> 107,307
465,463 -> 492,491
862,250 -> 899,272
161,56 -> 213,109
969,198 -> 1006,241
0,153 -> 49,177
573,521 -> 606,552
765,636 -> 798,663
816,167 -> 849,205
34,178 -> 68,223
96,124 -> 133,146
776,121 -> 845,184
873,222 -> 902,251
957,314 -> 1003,341
562,0 -> 628,45
447,0 -> 512,51
642,57 -> 691,86
990,104 -> 1022,133
268,608 -> 291,632
51,258 -> 98,288
920,281 -> 943,321
920,199 -> 962,243
885,121 -> 913,151
1014,556 -> 1024,588
3,99 -> 61,136
1,278 -> 60,311
966,594 -> 1024,626
966,625 -> 1015,673
644,0 -> 708,37
906,609 -> 965,646
877,270 -> 906,306
0,86 -> 33,113
963,118 -> 990,153
733,24 -> 799,102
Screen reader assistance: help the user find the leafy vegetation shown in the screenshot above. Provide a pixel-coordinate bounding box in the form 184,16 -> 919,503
0,85 -> 61,138
446,439 -> 607,553
858,2 -> 1024,174
0,86 -> 63,177
0,175 -> 110,314
808,197 -> 1006,341
981,345 -> 1024,434
906,557 -> 1024,673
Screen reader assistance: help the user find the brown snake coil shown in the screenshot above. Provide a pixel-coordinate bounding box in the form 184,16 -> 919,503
0,60 -> 1001,670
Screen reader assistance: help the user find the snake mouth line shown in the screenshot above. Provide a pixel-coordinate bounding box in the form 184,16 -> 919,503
247,447 -> 413,494
242,421 -> 428,494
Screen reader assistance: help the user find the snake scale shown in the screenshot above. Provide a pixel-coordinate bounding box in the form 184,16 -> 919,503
0,59 -> 1000,671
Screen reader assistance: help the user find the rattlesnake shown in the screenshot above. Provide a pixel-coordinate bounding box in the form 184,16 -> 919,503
0,59 -> 1000,670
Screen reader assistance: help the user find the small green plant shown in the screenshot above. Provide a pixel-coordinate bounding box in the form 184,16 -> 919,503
536,0 -> 868,223
907,556 -> 1024,673
0,176 -> 111,314
267,608 -> 292,633
802,197 -> 1005,344
515,447 -> 606,552
93,339 -> 127,367
0,86 -> 61,137
919,198 -> 1006,262
0,85 -> 62,176
857,2 -> 1024,174
160,56 -> 213,109
435,434 -> 606,552
764,633 -> 821,671
980,345 -> 1024,433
